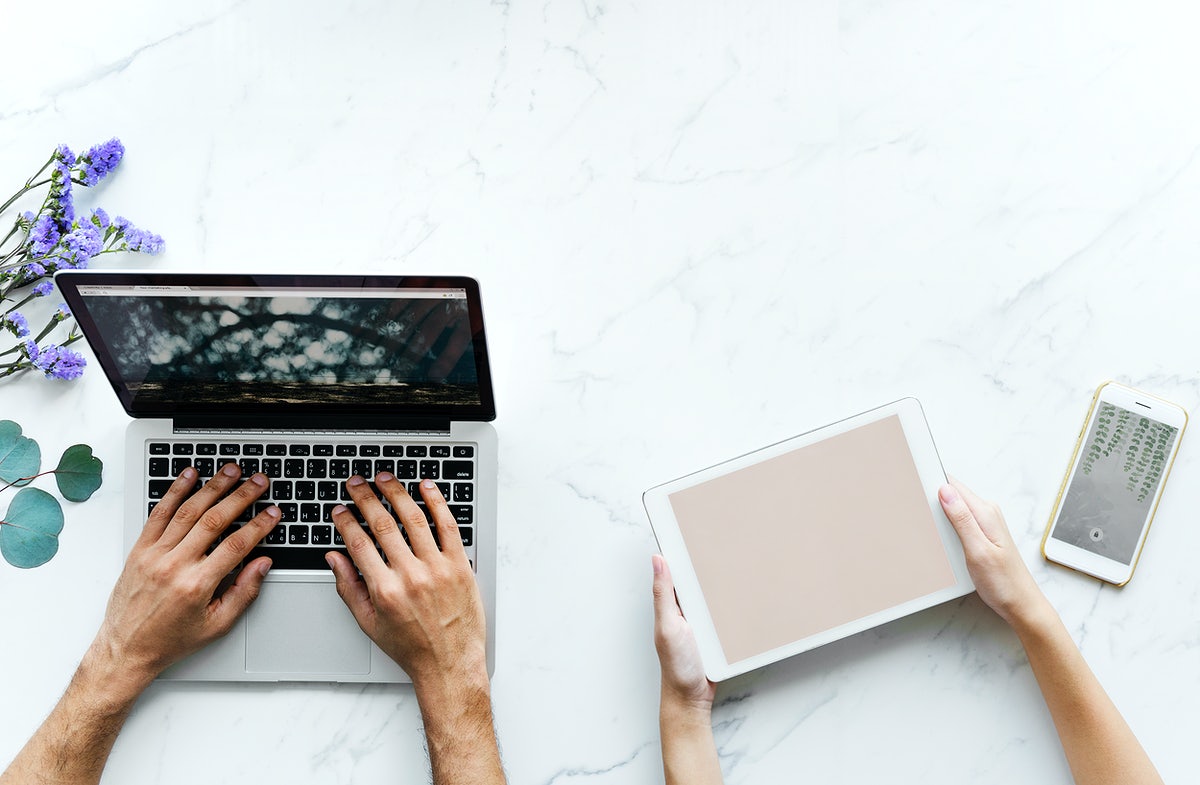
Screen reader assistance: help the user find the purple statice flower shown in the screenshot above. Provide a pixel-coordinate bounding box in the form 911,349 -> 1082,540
113,215 -> 164,254
32,280 -> 55,297
30,343 -> 86,380
59,221 -> 104,266
27,213 -> 60,257
90,208 -> 111,229
22,261 -> 47,277
77,138 -> 124,186
56,302 -> 71,320
22,340 -> 39,362
3,312 -> 31,338
49,161 -> 75,228
56,144 -> 76,167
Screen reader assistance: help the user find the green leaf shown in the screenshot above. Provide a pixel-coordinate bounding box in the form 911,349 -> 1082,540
0,420 -> 41,485
54,444 -> 103,502
1,487 -> 63,568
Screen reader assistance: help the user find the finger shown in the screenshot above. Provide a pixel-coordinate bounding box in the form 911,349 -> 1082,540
938,483 -> 990,552
417,478 -> 467,562
386,473 -> 440,559
202,504 -> 281,581
331,502 -> 388,580
427,321 -> 473,380
207,557 -> 272,636
177,472 -> 270,557
947,476 -> 1009,547
137,467 -> 199,546
652,554 -> 684,624
159,462 -> 244,548
326,551 -> 376,631
345,475 -> 411,563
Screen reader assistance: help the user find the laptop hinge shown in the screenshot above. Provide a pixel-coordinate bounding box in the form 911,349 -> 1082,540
173,414 -> 453,435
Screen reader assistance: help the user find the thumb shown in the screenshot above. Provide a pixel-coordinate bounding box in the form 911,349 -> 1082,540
651,554 -> 681,624
210,557 -> 272,634
938,484 -> 985,550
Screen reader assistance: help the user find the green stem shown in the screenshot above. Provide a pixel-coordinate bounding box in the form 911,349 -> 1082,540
0,469 -> 56,494
1,292 -> 36,317
0,152 -> 56,215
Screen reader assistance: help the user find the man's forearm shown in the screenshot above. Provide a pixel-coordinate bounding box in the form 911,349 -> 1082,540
1011,601 -> 1163,785
660,691 -> 723,785
1,643 -> 150,785
415,675 -> 506,785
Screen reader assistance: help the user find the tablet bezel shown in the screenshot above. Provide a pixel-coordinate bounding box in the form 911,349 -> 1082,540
642,398 -> 974,682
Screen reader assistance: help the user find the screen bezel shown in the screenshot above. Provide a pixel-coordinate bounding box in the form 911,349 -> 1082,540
642,398 -> 974,682
54,271 -> 496,423
1042,382 -> 1188,585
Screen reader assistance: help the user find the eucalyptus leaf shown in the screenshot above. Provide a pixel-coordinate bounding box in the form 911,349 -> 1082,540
0,420 -> 41,486
54,444 -> 103,502
1,487 -> 64,568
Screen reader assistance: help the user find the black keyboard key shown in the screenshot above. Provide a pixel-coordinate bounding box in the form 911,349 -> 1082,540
288,525 -> 309,545
459,527 -> 474,547
273,480 -> 293,500
306,459 -> 327,478
265,524 -> 286,545
289,444 -> 310,456
453,483 -> 473,502
396,460 -> 417,479
284,459 -> 305,478
313,444 -> 334,456
345,503 -> 363,522
336,444 -> 357,456
262,458 -> 282,478
443,461 -> 474,480
238,458 -> 260,476
323,503 -> 340,522
351,459 -> 372,478
360,445 -> 380,457
171,457 -> 192,476
278,503 -> 298,522
148,457 -> 169,476
147,501 -> 158,515
254,502 -> 275,518
407,481 -> 421,496
374,459 -> 395,476
419,460 -> 440,479
340,484 -> 353,501
453,445 -> 474,458
383,445 -> 404,457
301,503 -> 321,523
311,525 -> 332,545
149,443 -> 170,455
318,481 -> 339,501
430,445 -> 451,458
172,443 -> 194,455
242,443 -> 264,456
194,458 -> 215,477
329,459 -> 350,479
295,481 -> 316,500
406,445 -> 427,457
196,443 -> 218,455
264,444 -> 286,456
449,505 -> 473,524
333,528 -> 344,545
219,443 -> 240,456
436,481 -> 452,499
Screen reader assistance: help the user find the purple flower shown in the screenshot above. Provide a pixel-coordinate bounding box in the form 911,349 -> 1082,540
22,261 -> 47,277
77,138 -> 125,186
90,208 -> 111,229
32,280 -> 55,297
3,312 -> 30,338
113,215 -> 164,254
22,340 -> 39,362
60,221 -> 103,265
56,302 -> 71,320
56,144 -> 76,167
31,343 -> 86,380
49,162 -> 75,228
27,213 -> 60,257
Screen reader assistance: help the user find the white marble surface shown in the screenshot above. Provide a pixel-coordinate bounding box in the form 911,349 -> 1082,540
3,1 -> 1199,782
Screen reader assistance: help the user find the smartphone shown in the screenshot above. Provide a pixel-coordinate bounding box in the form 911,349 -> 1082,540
1042,382 -> 1188,586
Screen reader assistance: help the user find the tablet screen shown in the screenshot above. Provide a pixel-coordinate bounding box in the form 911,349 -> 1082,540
667,414 -> 957,664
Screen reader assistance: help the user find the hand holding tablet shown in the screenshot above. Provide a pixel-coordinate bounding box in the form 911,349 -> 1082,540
643,398 -> 974,681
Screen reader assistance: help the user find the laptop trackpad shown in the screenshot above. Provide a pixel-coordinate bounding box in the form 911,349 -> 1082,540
245,581 -> 371,674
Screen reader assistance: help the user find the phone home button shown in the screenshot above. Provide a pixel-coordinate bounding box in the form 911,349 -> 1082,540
1089,527 -> 1105,542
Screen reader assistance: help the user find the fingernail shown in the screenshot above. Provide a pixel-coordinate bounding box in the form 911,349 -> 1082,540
324,554 -> 335,569
251,473 -> 268,487
377,471 -> 394,483
652,554 -> 664,575
421,478 -> 435,489
348,476 -> 365,487
257,560 -> 272,577
182,467 -> 196,480
222,464 -> 240,477
266,505 -> 280,518
332,504 -> 348,515
939,485 -> 959,504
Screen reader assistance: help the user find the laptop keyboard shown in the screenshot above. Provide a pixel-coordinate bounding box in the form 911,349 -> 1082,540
145,440 -> 477,571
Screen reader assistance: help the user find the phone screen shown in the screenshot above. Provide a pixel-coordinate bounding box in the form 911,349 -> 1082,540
1050,402 -> 1180,565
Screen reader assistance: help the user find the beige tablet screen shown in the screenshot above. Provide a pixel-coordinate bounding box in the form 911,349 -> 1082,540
668,415 -> 956,664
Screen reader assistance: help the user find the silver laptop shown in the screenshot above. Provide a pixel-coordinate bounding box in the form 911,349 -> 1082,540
55,272 -> 497,682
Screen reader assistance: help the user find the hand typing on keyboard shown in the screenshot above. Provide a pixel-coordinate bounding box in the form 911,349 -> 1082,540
326,474 -> 503,785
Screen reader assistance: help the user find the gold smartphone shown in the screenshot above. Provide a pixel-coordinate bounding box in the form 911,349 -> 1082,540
1041,382 -> 1188,586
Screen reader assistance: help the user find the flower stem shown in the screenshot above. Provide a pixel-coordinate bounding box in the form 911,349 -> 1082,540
0,154 -> 55,215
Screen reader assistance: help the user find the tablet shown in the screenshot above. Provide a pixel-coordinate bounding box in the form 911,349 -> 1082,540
643,398 -> 974,681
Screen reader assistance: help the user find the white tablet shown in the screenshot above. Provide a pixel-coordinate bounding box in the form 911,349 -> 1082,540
643,398 -> 974,681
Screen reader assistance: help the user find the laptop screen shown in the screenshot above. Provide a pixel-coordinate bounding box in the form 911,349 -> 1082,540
55,273 -> 496,422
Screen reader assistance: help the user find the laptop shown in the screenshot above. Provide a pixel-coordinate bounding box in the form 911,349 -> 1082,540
55,272 -> 497,683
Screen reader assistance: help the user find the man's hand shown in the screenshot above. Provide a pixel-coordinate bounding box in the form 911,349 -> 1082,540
91,463 -> 277,692
326,474 -> 503,785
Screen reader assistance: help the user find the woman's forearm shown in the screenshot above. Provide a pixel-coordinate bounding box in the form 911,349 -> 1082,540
660,691 -> 723,785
